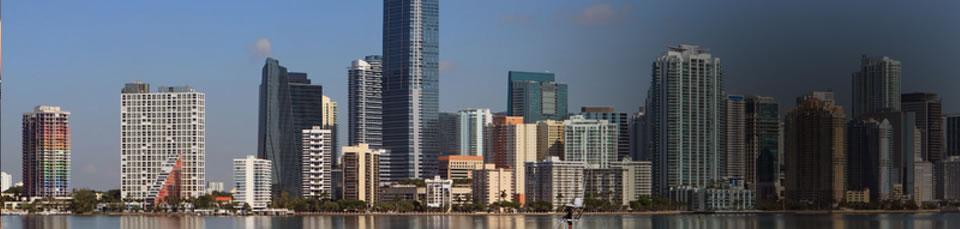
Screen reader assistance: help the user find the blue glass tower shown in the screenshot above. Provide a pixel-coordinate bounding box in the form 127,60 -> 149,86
382,0 -> 440,180
507,71 -> 568,123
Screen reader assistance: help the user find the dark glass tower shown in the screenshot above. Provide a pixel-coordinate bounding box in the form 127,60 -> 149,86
508,71 -> 568,123
258,58 -> 323,196
382,0 -> 440,180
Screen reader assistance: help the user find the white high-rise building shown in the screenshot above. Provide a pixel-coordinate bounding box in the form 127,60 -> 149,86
302,126 -> 333,199
458,108 -> 493,156
348,55 -> 383,149
120,82 -> 206,205
234,155 -> 272,210
1,172 -> 11,192
563,115 -> 618,168
646,45 -> 724,194
206,182 -> 224,194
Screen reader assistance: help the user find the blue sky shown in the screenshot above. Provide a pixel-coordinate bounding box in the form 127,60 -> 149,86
3,0 -> 960,189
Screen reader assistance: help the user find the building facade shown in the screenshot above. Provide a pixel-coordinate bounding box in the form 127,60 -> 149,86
852,55 -> 901,117
941,156 -> 960,200
563,115 -> 617,169
121,82 -> 206,204
525,157 -> 586,210
348,55 -> 384,149
536,120 -> 565,161
22,105 -> 71,198
437,155 -> 484,180
439,112 -> 460,155
425,176 -> 453,209
629,107 -> 647,161
485,118 -> 538,204
458,109 -> 492,156
233,156 -> 272,210
724,95 -> 746,180
847,118 -> 894,202
258,58 -> 324,196
382,0 -> 441,180
580,106 -> 631,160
646,45 -> 725,195
342,144 -> 382,206
744,96 -> 780,202
472,164 -> 514,206
949,114 -> 959,158
321,96 -> 339,167
584,168 -> 628,206
610,159 -> 653,200
1,172 -> 11,192
301,127 -> 333,199
507,71 -> 568,123
784,91 -> 846,208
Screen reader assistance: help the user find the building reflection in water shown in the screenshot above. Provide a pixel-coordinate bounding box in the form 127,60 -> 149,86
21,215 -> 69,229
120,215 -> 204,229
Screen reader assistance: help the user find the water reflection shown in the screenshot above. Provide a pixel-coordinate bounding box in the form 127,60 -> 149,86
2,213 -> 960,229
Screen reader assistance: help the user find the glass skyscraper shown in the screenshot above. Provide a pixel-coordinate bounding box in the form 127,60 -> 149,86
348,55 -> 383,149
258,58 -> 324,196
508,71 -> 568,123
382,0 -> 440,180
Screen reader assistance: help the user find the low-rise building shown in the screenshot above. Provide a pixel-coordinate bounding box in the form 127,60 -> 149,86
473,164 -> 514,206
425,176 -> 453,209
437,155 -> 484,180
525,156 -> 586,210
584,167 -> 628,206
609,159 -> 653,201
845,189 -> 871,203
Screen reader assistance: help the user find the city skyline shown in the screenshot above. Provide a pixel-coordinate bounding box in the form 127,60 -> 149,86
4,1 -> 960,189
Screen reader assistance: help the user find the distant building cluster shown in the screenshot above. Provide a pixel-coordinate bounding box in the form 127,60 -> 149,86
5,0 -> 960,214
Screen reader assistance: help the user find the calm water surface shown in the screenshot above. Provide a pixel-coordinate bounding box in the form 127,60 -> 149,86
2,213 -> 958,229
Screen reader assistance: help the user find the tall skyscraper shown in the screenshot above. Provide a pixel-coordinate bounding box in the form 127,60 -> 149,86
745,96 -> 780,202
348,55 -> 383,149
784,91 -> 846,208
580,106 -> 630,160
233,155 -> 272,210
846,118 -> 895,202
121,82 -> 206,204
486,115 -> 537,204
852,55 -> 901,117
941,156 -> 960,200
382,0 -> 441,180
342,144 -> 383,206
563,115 -> 618,169
901,93 -> 944,162
321,95 -> 339,167
949,114 -> 960,158
629,107 -> 647,161
22,105 -> 71,198
301,127 -> 333,199
258,58 -> 324,196
438,112 -> 460,155
901,93 -> 945,199
724,95 -> 746,179
458,108 -> 492,156
507,71 -> 568,123
646,44 -> 724,194
859,111 -> 920,199
536,120 -> 565,161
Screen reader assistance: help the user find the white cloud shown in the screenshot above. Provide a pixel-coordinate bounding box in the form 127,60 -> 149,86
253,37 -> 272,58
574,3 -> 630,27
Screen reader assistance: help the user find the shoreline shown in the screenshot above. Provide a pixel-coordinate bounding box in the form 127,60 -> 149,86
2,209 -> 949,217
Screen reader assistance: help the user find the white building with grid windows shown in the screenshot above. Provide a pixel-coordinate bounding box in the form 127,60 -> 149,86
234,155 -> 272,210
563,115 -> 618,168
120,82 -> 206,205
302,127 -> 333,199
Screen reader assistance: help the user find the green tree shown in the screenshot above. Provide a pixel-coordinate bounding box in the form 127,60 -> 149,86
71,189 -> 99,214
192,195 -> 214,209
